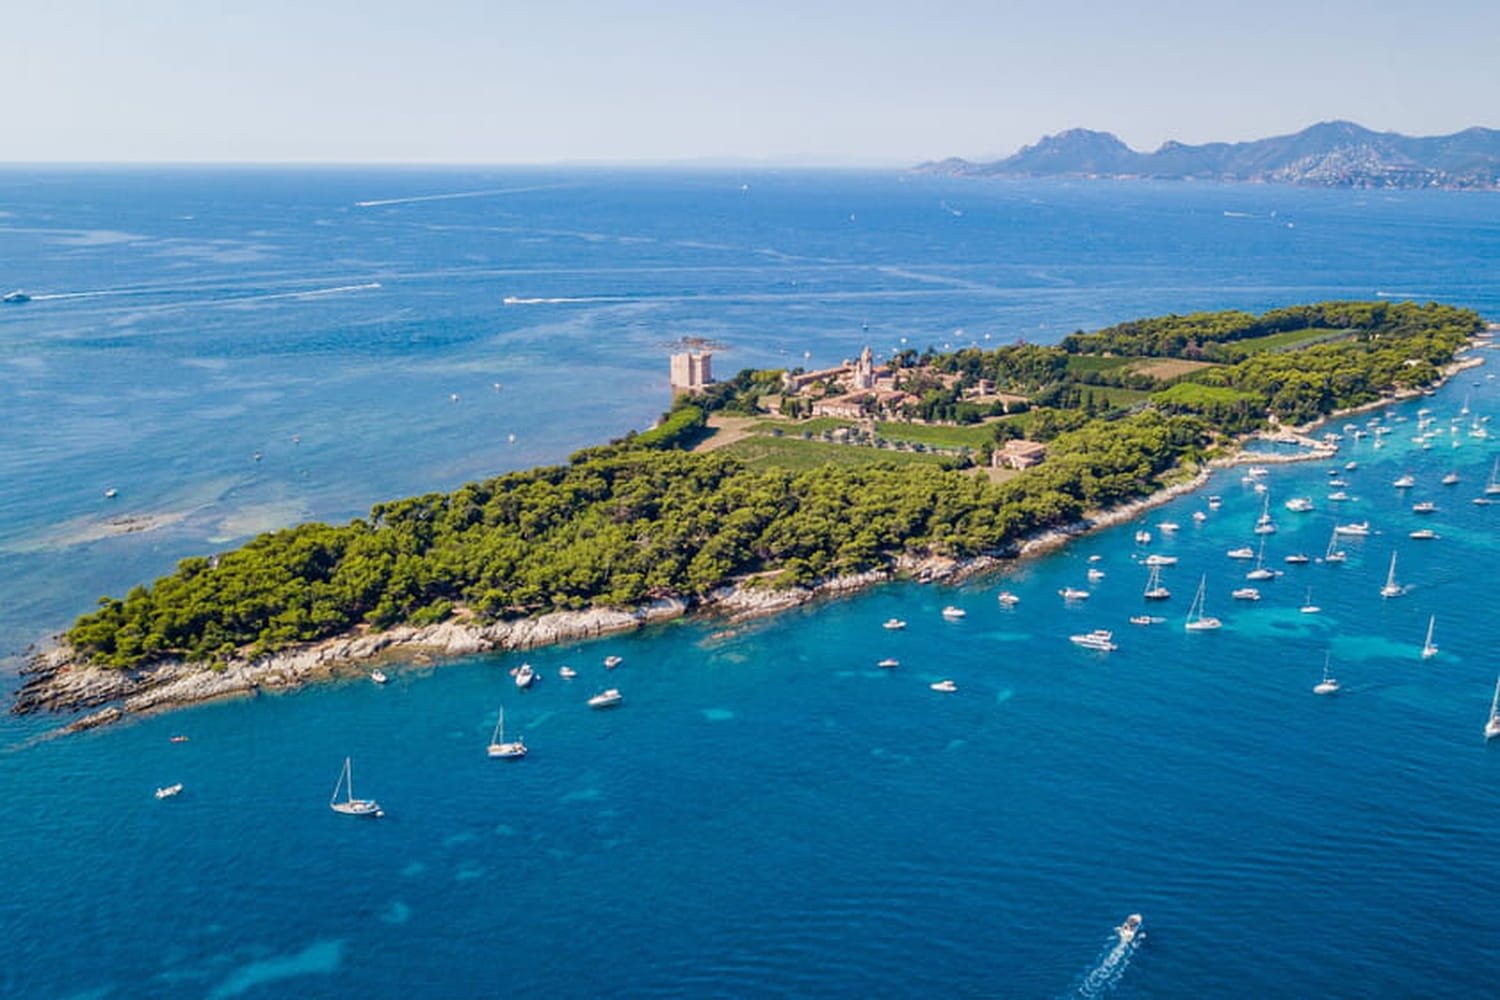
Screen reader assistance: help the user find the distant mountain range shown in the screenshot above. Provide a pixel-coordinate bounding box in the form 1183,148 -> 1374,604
915,121 -> 1500,190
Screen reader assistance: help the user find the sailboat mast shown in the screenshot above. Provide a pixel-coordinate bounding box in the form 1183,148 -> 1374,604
1490,676 -> 1500,720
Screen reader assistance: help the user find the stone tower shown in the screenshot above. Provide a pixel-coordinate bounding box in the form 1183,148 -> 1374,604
670,351 -> 712,394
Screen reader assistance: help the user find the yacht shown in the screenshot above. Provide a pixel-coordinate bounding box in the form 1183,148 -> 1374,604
1334,521 -> 1370,536
587,688 -> 623,709
930,679 -> 958,693
941,606 -> 967,620
877,658 -> 900,669
1227,546 -> 1255,559
1393,473 -> 1416,488
1069,629 -> 1117,651
1184,576 -> 1222,631
486,706 -> 528,759
155,783 -> 184,800
1411,501 -> 1437,514
329,757 -> 383,817
1058,587 -> 1090,601
1409,528 -> 1440,540
1143,564 -> 1170,601
1421,616 -> 1438,660
1231,587 -> 1261,601
997,591 -> 1020,606
1143,554 -> 1177,566
882,618 -> 907,630
1284,497 -> 1314,512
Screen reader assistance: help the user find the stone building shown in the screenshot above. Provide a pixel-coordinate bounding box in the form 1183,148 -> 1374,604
669,351 -> 712,394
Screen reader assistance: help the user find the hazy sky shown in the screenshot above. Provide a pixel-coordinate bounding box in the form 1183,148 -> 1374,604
5,0 -> 1497,164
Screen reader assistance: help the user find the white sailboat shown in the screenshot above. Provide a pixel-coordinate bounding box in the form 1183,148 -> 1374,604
1323,527 -> 1347,563
487,705 -> 528,758
1487,456 -> 1500,497
1379,552 -> 1403,598
1486,675 -> 1500,740
1313,654 -> 1340,695
1184,575 -> 1222,631
1421,615 -> 1438,659
1253,493 -> 1277,534
1300,588 -> 1321,614
1246,537 -> 1276,580
329,756 -> 383,817
1143,563 -> 1170,600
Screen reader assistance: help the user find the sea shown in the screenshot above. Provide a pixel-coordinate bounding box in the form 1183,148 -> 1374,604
3,167 -> 1500,999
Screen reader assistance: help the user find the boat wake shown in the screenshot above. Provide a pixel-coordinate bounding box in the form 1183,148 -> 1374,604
1067,926 -> 1143,999
353,184 -> 573,208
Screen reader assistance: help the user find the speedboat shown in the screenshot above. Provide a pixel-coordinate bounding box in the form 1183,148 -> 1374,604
370,670 -> 388,685
1334,522 -> 1370,536
1058,587 -> 1090,601
882,618 -> 907,630
1327,491 -> 1350,501
559,665 -> 578,678
1129,615 -> 1164,625
1393,473 -> 1416,488
1192,510 -> 1207,522
604,655 -> 623,668
514,663 -> 536,689
2,289 -> 30,304
1069,629 -> 1117,651
877,658 -> 900,669
1284,497 -> 1314,512
1284,553 -> 1310,564
1227,546 -> 1255,559
1441,472 -> 1460,485
155,783 -> 183,799
587,688 -> 623,709
1118,914 -> 1143,944
1409,529 -> 1440,540
1087,568 -> 1106,582
1144,554 -> 1177,566
1232,587 -> 1261,601
929,679 -> 958,692
997,591 -> 1020,606
1411,501 -> 1437,514
941,606 -> 967,620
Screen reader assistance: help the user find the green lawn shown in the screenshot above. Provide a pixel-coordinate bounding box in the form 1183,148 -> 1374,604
1231,327 -> 1352,354
872,421 -> 998,449
716,436 -> 955,472
1082,386 -> 1152,409
751,416 -> 854,436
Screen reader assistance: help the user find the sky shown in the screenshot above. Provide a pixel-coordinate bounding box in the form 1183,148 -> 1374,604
4,0 -> 1498,165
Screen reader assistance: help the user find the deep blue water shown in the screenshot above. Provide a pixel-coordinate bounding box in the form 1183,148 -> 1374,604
3,168 -> 1500,998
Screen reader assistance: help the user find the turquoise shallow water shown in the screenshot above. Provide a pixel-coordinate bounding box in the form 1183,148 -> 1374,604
3,169 -> 1500,998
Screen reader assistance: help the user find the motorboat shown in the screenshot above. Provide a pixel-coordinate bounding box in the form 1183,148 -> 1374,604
1134,529 -> 1152,544
514,662 -> 536,689
1227,546 -> 1255,559
1087,568 -> 1106,582
1231,587 -> 1261,601
1284,497 -> 1314,512
587,688 -> 623,709
604,655 -> 623,668
1192,510 -> 1207,522
997,591 -> 1020,606
877,658 -> 900,669
1409,528 -> 1440,540
1333,522 -> 1370,536
1058,587 -> 1090,601
930,679 -> 957,692
1143,554 -> 1177,566
1441,472 -> 1460,486
941,606 -> 967,620
370,670 -> 388,685
2,289 -> 30,303
559,665 -> 578,678
1118,914 -> 1144,944
1284,553 -> 1310,565
1129,615 -> 1165,625
1207,495 -> 1222,509
1158,521 -> 1180,533
155,783 -> 184,800
1069,629 -> 1117,651
1327,491 -> 1350,501
1411,501 -> 1437,514
1393,473 -> 1416,488
883,618 -> 907,630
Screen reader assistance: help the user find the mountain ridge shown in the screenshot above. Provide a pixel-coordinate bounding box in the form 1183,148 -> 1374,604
916,121 -> 1500,190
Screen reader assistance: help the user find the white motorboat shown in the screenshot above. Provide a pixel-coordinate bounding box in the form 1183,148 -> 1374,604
1393,473 -> 1416,488
1411,501 -> 1437,514
883,618 -> 907,630
1192,510 -> 1207,522
1284,497 -> 1314,512
604,655 -> 623,668
997,591 -> 1020,606
1441,471 -> 1460,485
1144,554 -> 1177,566
941,605 -> 967,620
1087,568 -> 1106,582
370,670 -> 388,685
559,665 -> 578,678
1333,521 -> 1370,536
1409,528 -> 1440,540
1058,587 -> 1090,601
514,662 -> 536,689
1118,914 -> 1143,944
1284,553 -> 1310,565
1069,629 -> 1117,651
1207,495 -> 1222,509
1227,546 -> 1255,559
877,658 -> 900,669
1158,521 -> 1179,533
587,688 -> 623,709
1231,587 -> 1260,601
487,705 -> 528,759
1134,529 -> 1152,544
1327,491 -> 1350,501
1129,615 -> 1165,625
155,783 -> 183,799
329,757 -> 383,817
930,679 -> 958,692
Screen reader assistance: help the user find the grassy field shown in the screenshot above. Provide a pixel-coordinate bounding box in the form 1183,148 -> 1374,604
1081,386 -> 1152,409
751,416 -> 854,436
715,436 -> 955,472
1130,358 -> 1220,380
1231,327 -> 1351,354
1065,355 -> 1138,376
872,420 -> 998,449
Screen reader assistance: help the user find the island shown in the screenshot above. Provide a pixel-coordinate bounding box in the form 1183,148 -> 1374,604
915,121 -> 1500,191
13,300 -> 1485,730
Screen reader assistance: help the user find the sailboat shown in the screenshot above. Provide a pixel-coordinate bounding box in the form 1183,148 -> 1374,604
1486,675 -> 1500,740
1421,615 -> 1438,659
1143,563 -> 1170,600
1379,552 -> 1403,598
487,705 -> 528,759
1246,537 -> 1276,580
1184,575 -> 1222,631
1253,492 -> 1277,534
1313,654 -> 1340,695
1300,588 -> 1321,614
329,756 -> 383,817
1487,456 -> 1500,497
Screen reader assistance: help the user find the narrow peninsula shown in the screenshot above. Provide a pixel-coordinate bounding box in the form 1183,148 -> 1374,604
14,300 -> 1485,730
